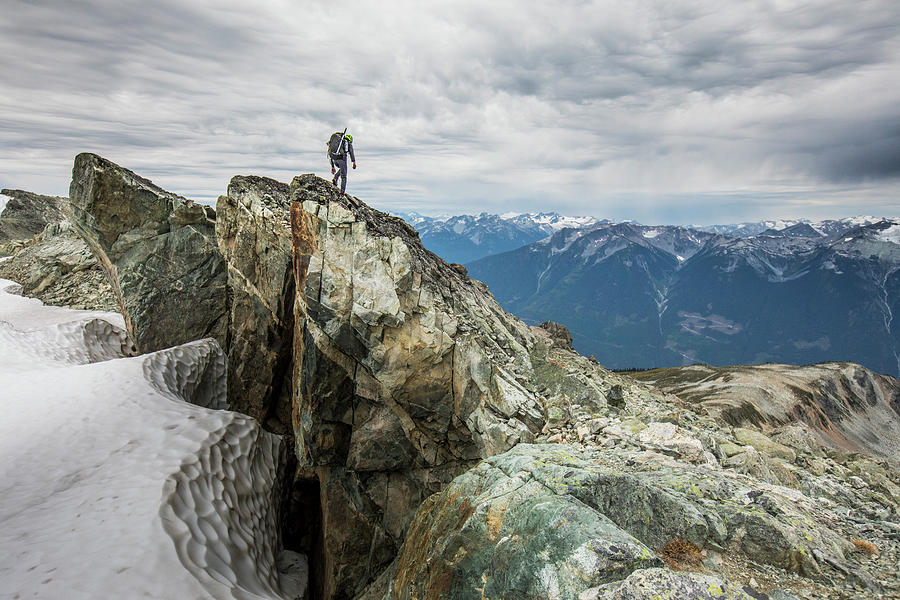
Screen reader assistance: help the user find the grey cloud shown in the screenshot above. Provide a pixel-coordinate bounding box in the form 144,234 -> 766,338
1,0 -> 899,225
818,122 -> 900,182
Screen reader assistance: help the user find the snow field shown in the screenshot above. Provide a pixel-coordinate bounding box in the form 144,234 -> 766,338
0,279 -> 305,599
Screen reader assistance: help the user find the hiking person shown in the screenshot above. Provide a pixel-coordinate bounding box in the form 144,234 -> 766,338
327,130 -> 357,194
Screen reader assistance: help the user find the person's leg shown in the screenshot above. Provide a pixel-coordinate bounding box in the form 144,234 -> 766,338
333,158 -> 347,192
338,159 -> 348,192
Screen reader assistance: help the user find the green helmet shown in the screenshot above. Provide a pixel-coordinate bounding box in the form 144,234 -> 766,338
345,134 -> 353,142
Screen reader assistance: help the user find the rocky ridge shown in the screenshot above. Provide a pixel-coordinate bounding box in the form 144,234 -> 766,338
0,189 -> 116,311
1,156 -> 898,599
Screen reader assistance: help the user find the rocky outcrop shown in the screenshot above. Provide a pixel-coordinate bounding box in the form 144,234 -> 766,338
290,175 -> 554,598
540,320 -> 574,349
286,176 -> 649,598
216,176 -> 295,432
68,153 -> 227,353
0,189 -> 66,255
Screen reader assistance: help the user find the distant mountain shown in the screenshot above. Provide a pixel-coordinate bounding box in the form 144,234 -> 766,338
467,220 -> 900,376
395,211 -> 602,264
698,216 -> 896,238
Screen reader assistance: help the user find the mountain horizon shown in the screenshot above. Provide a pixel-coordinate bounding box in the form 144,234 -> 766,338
465,218 -> 900,377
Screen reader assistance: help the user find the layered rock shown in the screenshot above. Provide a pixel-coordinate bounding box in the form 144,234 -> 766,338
68,153 -> 227,353
216,176 -> 295,432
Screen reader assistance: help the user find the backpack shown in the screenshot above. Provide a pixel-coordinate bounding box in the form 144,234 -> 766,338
327,130 -> 346,159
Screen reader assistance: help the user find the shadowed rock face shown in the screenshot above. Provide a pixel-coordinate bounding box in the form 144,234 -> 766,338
0,189 -> 116,311
68,153 -> 227,353
216,175 -> 294,433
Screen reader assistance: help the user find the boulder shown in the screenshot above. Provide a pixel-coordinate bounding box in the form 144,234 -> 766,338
68,153 -> 227,353
637,421 -> 708,463
380,445 -> 662,599
216,175 -> 294,432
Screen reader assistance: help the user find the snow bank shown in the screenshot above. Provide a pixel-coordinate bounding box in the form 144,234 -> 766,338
0,279 -> 305,599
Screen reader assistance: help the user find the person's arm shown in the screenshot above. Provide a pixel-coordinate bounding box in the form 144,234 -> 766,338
330,156 -> 335,173
348,142 -> 357,167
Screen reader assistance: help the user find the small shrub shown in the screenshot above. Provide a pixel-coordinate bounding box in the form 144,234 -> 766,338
661,538 -> 704,571
851,538 -> 878,556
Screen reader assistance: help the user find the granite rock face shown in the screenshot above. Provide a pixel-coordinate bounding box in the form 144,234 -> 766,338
216,175 -> 295,432
69,153 -> 227,353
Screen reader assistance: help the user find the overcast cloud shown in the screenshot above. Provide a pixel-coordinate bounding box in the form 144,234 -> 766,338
1,0 -> 898,224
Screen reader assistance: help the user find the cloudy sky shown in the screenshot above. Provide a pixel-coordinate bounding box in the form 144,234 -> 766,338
1,0 -> 899,225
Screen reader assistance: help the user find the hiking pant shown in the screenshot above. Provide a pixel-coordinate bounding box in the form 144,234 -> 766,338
332,158 -> 348,193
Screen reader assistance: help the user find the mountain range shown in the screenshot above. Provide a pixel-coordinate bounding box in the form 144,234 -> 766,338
695,216 -> 894,237
465,218 -> 900,376
394,211 -> 601,263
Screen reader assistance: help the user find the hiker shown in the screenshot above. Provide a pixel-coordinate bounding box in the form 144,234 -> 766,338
328,130 -> 357,194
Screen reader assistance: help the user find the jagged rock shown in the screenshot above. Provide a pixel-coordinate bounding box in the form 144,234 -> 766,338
287,177 -> 654,598
216,175 -> 294,432
0,220 -> 117,311
540,320 -> 573,349
448,262 -> 467,276
68,153 -> 227,353
0,189 -> 66,254
370,443 -> 880,599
